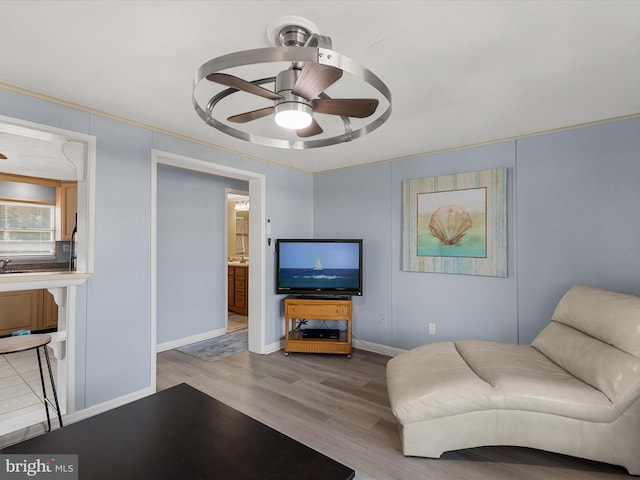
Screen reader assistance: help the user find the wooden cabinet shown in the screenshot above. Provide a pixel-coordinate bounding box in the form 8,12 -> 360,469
228,265 -> 248,316
228,267 -> 235,310
284,297 -> 352,357
0,290 -> 42,337
0,289 -> 58,337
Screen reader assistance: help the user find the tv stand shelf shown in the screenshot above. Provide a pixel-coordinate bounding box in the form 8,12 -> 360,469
284,297 -> 352,358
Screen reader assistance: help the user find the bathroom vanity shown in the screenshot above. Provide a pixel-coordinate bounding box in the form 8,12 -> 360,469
228,263 -> 248,316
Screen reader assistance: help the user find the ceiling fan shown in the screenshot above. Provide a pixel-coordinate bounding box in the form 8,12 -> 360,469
192,17 -> 392,149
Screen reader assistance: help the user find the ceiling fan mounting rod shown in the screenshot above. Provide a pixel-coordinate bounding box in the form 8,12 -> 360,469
278,23 -> 333,73
278,25 -> 310,47
276,22 -> 332,49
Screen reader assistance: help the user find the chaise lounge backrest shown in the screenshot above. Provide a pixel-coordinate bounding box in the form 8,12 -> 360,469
532,284 -> 640,410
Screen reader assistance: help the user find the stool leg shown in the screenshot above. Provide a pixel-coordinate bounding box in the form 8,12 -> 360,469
43,346 -> 63,429
35,347 -> 52,432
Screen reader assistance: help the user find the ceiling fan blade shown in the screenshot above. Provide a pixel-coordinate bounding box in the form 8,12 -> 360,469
206,73 -> 282,101
227,107 -> 275,123
312,98 -> 379,118
292,63 -> 343,100
296,119 -> 323,138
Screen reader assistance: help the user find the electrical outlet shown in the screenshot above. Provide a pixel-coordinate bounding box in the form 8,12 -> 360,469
428,323 -> 437,335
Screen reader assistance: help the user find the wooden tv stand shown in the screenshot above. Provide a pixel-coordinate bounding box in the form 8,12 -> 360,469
284,297 -> 352,357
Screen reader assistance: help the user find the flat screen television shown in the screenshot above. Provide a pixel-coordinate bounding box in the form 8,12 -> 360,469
275,239 -> 363,296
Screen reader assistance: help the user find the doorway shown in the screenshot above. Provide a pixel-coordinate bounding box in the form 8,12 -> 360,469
227,191 -> 249,333
151,149 -> 266,391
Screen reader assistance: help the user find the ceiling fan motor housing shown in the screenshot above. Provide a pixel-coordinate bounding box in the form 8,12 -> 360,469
274,69 -> 313,129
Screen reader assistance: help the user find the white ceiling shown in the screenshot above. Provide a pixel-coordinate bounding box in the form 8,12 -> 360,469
1,1 -> 639,174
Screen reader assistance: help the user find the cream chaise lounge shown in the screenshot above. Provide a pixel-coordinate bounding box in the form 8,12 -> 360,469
386,284 -> 640,475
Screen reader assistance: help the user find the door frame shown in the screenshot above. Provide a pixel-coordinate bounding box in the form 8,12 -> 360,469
150,149 -> 266,390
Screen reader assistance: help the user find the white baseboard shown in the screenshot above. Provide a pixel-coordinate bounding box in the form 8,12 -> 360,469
156,327 -> 227,352
262,339 -> 284,355
63,386 -> 155,426
0,410 -> 48,440
353,338 -> 406,357
156,331 -> 404,358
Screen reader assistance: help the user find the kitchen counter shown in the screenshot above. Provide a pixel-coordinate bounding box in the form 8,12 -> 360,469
228,262 -> 248,267
0,271 -> 91,292
1,261 -> 72,274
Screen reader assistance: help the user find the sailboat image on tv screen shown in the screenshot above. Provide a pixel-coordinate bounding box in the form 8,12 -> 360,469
309,256 -> 339,281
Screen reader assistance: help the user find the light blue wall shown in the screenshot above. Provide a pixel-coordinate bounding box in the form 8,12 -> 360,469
314,118 -> 640,349
516,117 -> 640,342
84,115 -> 152,406
156,165 -> 247,344
0,87 -> 313,409
313,162 -> 394,346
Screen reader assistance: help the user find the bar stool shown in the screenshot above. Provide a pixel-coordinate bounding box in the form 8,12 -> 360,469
0,334 -> 63,431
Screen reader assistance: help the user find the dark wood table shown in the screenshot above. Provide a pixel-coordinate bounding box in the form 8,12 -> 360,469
2,383 -> 355,479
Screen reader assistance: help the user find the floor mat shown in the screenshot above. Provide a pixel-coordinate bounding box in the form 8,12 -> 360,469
176,328 -> 248,362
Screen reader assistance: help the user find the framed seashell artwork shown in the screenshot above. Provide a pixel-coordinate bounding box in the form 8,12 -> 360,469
402,168 -> 507,277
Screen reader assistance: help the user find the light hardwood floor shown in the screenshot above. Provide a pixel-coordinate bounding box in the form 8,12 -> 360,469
227,312 -> 248,332
157,348 -> 628,480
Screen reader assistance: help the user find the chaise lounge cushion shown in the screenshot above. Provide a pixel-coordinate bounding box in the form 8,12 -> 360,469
456,340 -> 616,421
388,339 -> 614,425
386,342 -> 495,425
548,283 -> 640,357
532,285 -> 640,409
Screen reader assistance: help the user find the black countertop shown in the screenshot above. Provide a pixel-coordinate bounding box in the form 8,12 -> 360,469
1,261 -> 72,274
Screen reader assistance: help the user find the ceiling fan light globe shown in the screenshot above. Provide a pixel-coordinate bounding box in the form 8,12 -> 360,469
274,105 -> 313,130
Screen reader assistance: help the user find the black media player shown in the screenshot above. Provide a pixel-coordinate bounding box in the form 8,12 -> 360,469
301,328 -> 340,339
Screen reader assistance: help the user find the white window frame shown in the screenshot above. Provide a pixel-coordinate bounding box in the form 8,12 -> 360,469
0,199 -> 56,257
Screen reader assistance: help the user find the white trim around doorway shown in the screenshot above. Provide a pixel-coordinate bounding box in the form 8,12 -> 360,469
150,149 -> 266,392
0,114 -> 95,435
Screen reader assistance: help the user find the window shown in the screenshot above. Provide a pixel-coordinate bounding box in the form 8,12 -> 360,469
0,201 -> 55,256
